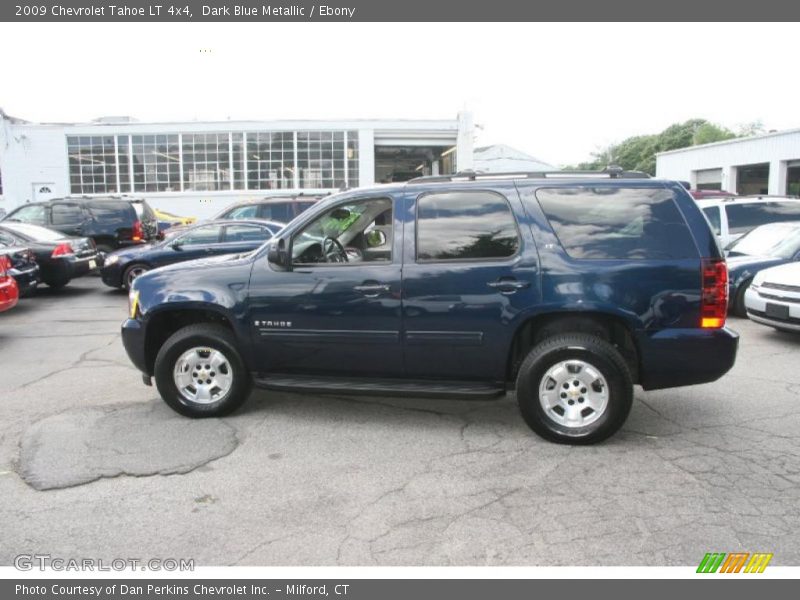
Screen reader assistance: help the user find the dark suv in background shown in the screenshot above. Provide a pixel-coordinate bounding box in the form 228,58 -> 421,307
122,169 -> 738,444
2,196 -> 158,253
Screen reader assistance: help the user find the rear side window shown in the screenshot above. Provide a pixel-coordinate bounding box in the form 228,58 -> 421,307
224,224 -> 272,242
86,201 -> 133,221
416,191 -> 519,261
534,187 -> 697,260
260,203 -> 294,222
51,204 -> 83,225
702,207 -> 722,236
725,202 -> 800,234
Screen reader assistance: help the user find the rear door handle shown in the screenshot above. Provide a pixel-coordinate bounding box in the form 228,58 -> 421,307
487,279 -> 531,293
354,282 -> 390,297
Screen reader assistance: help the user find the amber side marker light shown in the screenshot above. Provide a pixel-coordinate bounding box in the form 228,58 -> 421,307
701,258 -> 728,329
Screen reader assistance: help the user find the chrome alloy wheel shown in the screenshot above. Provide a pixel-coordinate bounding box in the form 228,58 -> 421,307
126,265 -> 148,288
538,360 -> 609,428
173,347 -> 233,404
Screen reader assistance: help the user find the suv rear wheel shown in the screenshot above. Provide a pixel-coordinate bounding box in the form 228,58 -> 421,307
154,324 -> 252,418
516,333 -> 633,444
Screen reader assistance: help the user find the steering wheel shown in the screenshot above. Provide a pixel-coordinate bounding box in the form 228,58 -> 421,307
321,236 -> 348,263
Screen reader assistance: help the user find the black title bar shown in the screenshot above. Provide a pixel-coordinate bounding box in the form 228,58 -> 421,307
3,0 -> 800,21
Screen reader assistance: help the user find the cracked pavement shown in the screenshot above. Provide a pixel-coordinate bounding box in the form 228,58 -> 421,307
0,277 -> 798,566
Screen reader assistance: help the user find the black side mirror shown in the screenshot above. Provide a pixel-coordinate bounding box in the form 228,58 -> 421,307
267,237 -> 290,271
171,241 -> 183,251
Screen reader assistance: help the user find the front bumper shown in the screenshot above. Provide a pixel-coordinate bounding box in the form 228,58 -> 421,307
745,285 -> 800,331
635,326 -> 739,390
121,318 -> 149,375
100,262 -> 124,288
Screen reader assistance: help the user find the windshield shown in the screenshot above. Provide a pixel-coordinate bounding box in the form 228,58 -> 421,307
727,222 -> 800,259
0,222 -> 67,242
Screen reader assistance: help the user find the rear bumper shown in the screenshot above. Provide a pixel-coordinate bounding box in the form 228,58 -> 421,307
0,277 -> 19,312
636,326 -> 739,390
121,318 -> 149,375
66,254 -> 100,278
10,265 -> 40,295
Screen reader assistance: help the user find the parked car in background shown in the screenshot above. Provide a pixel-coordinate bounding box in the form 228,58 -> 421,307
162,195 -> 322,237
696,196 -> 800,248
0,241 -> 40,297
689,189 -> 735,200
153,208 -> 197,237
0,254 -> 19,313
745,262 -> 800,332
725,221 -> 800,316
102,219 -> 281,290
121,170 -> 738,445
0,222 -> 100,289
1,196 -> 158,253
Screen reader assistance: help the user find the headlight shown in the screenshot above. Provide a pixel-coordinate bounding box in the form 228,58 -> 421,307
105,255 -> 120,266
128,289 -> 140,319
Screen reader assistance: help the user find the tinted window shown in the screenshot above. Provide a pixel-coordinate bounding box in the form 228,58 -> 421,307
8,204 -> 47,225
86,201 -> 133,222
51,204 -> 84,226
260,203 -> 293,223
224,205 -> 259,219
224,224 -> 272,242
702,206 -> 721,235
725,202 -> 800,234
416,191 -> 519,261
535,187 -> 696,260
179,225 -> 222,245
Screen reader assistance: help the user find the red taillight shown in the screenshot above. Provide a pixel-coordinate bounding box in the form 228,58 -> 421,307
0,255 -> 10,278
701,258 -> 728,329
132,220 -> 143,242
51,243 -> 75,258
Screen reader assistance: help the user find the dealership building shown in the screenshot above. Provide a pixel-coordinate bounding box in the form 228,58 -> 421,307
656,128 -> 800,196
0,110 -> 474,218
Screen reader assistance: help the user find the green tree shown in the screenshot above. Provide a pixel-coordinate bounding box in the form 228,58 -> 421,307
568,119 -> 751,175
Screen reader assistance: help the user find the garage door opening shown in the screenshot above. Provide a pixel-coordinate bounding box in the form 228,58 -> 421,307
374,145 -> 457,183
736,163 -> 770,195
787,164 -> 800,196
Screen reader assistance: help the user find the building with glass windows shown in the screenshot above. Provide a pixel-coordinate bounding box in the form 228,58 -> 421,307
0,110 -> 473,218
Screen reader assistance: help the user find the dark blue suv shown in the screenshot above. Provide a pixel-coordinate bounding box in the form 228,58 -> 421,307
121,170 -> 738,444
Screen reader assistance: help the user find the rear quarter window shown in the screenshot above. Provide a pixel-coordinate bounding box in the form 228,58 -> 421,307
534,187 -> 697,260
725,201 -> 800,234
86,201 -> 135,222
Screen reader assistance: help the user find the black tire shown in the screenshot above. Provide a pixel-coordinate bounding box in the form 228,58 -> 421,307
733,279 -> 752,318
123,263 -> 150,290
516,333 -> 633,445
154,324 -> 252,418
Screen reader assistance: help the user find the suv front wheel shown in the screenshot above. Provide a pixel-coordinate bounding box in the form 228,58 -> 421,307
516,333 -> 633,444
154,324 -> 252,417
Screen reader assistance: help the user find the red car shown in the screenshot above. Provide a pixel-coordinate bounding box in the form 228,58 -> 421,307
0,254 -> 20,313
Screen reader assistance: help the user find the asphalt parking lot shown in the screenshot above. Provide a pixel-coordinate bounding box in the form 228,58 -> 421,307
0,276 -> 799,566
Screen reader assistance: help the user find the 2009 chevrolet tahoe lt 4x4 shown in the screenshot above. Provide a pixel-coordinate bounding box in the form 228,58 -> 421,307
121,169 -> 738,444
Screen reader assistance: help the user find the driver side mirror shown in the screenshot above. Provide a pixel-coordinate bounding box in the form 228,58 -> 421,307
171,241 -> 183,251
365,230 -> 387,248
267,237 -> 291,271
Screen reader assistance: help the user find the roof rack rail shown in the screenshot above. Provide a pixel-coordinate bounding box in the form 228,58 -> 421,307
406,165 -> 650,184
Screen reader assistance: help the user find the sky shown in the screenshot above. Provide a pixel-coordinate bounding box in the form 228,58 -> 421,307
1,22 -> 798,166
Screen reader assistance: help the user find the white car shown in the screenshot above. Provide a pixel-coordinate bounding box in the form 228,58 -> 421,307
744,261 -> 800,332
696,196 -> 800,249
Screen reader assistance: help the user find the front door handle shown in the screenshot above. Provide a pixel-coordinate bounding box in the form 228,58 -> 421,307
354,282 -> 390,297
487,278 -> 531,293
